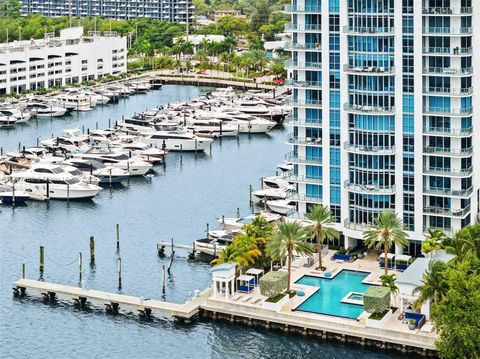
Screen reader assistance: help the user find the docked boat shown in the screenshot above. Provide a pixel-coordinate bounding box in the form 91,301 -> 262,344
251,187 -> 291,203
141,131 -> 213,152
219,212 -> 282,230
186,119 -> 239,137
0,190 -> 30,205
9,164 -> 102,200
262,175 -> 292,189
0,107 -> 32,123
277,161 -> 293,173
19,101 -> 67,117
266,199 -> 296,215
54,93 -> 92,111
0,115 -> 18,127
207,110 -> 276,133
64,158 -> 129,184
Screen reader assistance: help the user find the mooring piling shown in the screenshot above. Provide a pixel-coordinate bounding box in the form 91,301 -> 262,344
39,246 -> 45,278
118,258 -> 122,290
90,236 -> 95,264
116,224 -> 120,251
78,252 -> 83,283
22,263 -> 25,279
162,264 -> 166,293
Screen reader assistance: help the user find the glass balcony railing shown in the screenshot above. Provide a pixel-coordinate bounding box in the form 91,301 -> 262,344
283,174 -> 323,184
344,142 -> 396,154
285,23 -> 322,31
423,146 -> 473,156
422,87 -> 473,95
343,26 -> 395,34
422,27 -> 472,35
423,47 -> 473,55
343,64 -> 395,74
284,79 -> 322,88
424,205 -> 470,217
423,186 -> 473,197
343,220 -> 373,232
284,115 -> 322,127
284,5 -> 321,13
285,60 -> 322,70
422,66 -> 473,75
344,180 -> 396,194
422,126 -> 473,136
423,166 -> 473,176
423,107 -> 473,116
285,98 -> 323,107
284,42 -> 322,51
344,103 -> 395,114
289,193 -> 323,203
422,7 -> 473,15
287,136 -> 323,146
285,152 -> 322,164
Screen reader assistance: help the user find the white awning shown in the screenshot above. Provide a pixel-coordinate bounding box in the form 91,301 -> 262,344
378,253 -> 395,259
395,254 -> 412,262
246,268 -> 264,276
237,275 -> 255,282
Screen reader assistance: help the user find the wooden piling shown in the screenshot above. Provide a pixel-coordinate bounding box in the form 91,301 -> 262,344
116,224 -> 120,251
118,258 -> 122,290
22,263 -> 25,279
78,252 -> 83,283
249,185 -> 253,206
162,264 -> 166,293
39,246 -> 45,277
236,208 -> 240,218
206,223 -> 210,238
89,236 -> 95,264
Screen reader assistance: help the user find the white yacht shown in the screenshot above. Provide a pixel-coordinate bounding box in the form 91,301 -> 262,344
207,110 -> 276,133
54,93 -> 92,111
65,159 -> 129,185
266,199 -> 296,215
219,213 -> 282,230
0,107 -> 32,123
251,187 -> 291,203
9,164 -> 102,200
0,115 -> 17,127
262,175 -> 292,189
74,148 -> 153,176
277,161 -> 293,173
19,101 -> 67,117
186,119 -> 239,137
142,131 -> 213,152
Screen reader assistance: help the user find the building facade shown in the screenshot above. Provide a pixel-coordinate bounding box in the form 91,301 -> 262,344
285,0 -> 479,255
20,0 -> 194,22
0,27 -> 127,95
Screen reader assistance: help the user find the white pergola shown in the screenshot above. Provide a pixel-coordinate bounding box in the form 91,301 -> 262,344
210,263 -> 236,300
245,268 -> 264,286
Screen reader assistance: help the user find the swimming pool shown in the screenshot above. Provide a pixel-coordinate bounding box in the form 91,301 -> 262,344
295,270 -> 372,319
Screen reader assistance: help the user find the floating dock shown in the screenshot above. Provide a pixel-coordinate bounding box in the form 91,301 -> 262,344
13,279 -> 210,322
151,75 -> 280,91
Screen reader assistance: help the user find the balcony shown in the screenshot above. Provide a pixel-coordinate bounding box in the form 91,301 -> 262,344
343,220 -> 373,232
285,152 -> 322,165
423,47 -> 473,55
422,27 -> 472,35
284,42 -> 321,51
422,7 -> 473,15
423,146 -> 473,157
285,61 -> 322,70
285,23 -> 322,32
422,67 -> 473,75
343,26 -> 395,35
343,64 -> 395,74
344,103 -> 395,114
423,166 -> 473,176
284,115 -> 322,128
284,5 -> 321,13
283,174 -> 323,184
344,180 -> 396,194
423,107 -> 473,116
289,193 -> 323,203
284,79 -> 322,89
287,136 -> 323,146
423,87 -> 473,96
424,205 -> 470,218
422,126 -> 473,136
344,142 -> 396,155
423,186 -> 473,197
285,98 -> 323,108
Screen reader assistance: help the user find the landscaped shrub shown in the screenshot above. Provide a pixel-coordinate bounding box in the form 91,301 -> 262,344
364,286 -> 391,314
259,271 -> 288,298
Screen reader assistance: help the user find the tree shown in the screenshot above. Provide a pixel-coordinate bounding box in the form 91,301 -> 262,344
306,205 -> 338,270
363,211 -> 409,275
211,233 -> 262,268
431,256 -> 480,359
454,223 -> 480,260
422,228 -> 447,255
250,0 -> 271,32
380,273 -> 398,307
413,260 -> 448,309
266,221 -> 314,292
269,59 -> 286,80
0,0 -> 21,18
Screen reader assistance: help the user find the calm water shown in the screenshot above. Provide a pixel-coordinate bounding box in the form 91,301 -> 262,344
0,86 -> 404,359
296,270 -> 371,319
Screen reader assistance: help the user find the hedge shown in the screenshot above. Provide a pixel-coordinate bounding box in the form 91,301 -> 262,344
259,271 -> 288,298
364,286 -> 391,314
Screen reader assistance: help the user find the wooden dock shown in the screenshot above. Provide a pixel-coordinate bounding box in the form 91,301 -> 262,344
13,279 -> 210,322
151,75 -> 281,91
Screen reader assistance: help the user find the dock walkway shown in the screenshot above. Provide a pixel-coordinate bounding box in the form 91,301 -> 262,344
14,279 -> 210,321
152,75 -> 280,91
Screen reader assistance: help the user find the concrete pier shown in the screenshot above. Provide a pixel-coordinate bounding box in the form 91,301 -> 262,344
13,279 -> 210,320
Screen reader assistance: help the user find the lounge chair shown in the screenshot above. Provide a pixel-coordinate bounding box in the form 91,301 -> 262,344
251,298 -> 263,305
241,295 -> 252,302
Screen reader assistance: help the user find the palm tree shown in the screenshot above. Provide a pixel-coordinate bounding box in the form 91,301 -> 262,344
306,205 -> 339,270
422,227 -> 447,255
266,222 -> 314,292
454,223 -> 480,259
413,260 -> 448,309
211,234 -> 261,268
363,211 -> 409,275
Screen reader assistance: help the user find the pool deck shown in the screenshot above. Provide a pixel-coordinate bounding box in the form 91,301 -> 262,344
202,251 -> 438,355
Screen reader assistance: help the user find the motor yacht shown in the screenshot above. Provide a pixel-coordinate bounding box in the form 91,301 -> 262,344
219,212 -> 282,230
0,115 -> 18,127
65,158 -> 129,185
262,175 -> 292,189
0,107 -> 32,123
53,93 -> 92,111
186,119 -> 239,137
277,161 -> 293,173
266,199 -> 296,215
19,101 -> 67,117
9,164 -> 102,200
141,131 -> 213,152
206,110 -> 276,133
251,187 -> 291,203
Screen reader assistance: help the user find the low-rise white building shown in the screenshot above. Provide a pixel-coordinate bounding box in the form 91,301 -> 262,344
0,27 -> 127,95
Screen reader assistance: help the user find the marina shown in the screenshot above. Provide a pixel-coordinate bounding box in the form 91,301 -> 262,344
2,85 -> 413,359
